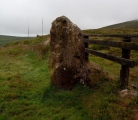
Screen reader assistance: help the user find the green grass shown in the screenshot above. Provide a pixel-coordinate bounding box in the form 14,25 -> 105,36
0,32 -> 138,119
89,54 -> 121,77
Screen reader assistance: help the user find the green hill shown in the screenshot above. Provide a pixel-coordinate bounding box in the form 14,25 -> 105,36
83,20 -> 138,35
102,20 -> 138,29
0,35 -> 33,46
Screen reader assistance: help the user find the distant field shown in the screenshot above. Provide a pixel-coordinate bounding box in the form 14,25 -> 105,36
0,35 -> 34,46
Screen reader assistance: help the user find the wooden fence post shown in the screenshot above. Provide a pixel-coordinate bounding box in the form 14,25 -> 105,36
120,37 -> 131,89
83,35 -> 89,62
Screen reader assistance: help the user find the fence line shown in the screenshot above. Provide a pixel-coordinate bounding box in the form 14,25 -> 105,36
85,48 -> 134,68
83,34 -> 138,89
83,34 -> 138,38
84,39 -> 138,50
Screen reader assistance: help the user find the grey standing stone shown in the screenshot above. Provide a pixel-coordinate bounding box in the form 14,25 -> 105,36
49,16 -> 90,89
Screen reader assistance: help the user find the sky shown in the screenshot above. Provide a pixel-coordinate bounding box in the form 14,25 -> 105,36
0,0 -> 138,37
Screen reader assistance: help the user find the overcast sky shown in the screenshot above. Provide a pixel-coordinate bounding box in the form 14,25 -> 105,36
0,0 -> 138,36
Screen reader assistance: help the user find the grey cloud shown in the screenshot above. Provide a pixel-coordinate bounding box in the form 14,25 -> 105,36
0,0 -> 138,36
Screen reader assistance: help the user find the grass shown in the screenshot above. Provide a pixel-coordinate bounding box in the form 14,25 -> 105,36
0,28 -> 138,119
89,54 -> 121,77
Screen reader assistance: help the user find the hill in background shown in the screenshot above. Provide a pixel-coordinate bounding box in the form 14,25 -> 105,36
0,35 -> 34,46
83,19 -> 138,35
1,19 -> 138,47
102,19 -> 138,29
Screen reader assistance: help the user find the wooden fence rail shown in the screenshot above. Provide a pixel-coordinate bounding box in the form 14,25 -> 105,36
83,34 -> 138,38
84,39 -> 138,50
83,34 -> 138,89
85,48 -> 135,68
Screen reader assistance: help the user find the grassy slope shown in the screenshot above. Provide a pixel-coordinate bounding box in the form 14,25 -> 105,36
83,20 -> 138,35
102,20 -> 138,29
0,35 -> 33,46
0,20 -> 138,119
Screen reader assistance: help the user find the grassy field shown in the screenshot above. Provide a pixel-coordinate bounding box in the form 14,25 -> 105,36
0,21 -> 138,119
0,35 -> 137,120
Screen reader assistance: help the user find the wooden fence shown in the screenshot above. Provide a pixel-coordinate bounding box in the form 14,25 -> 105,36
83,34 -> 138,89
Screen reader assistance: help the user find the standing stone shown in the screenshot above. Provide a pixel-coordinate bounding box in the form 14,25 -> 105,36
49,16 -> 89,89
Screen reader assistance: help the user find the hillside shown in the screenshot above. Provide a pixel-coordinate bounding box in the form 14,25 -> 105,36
102,20 -> 138,29
83,20 -> 138,35
0,35 -> 33,46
